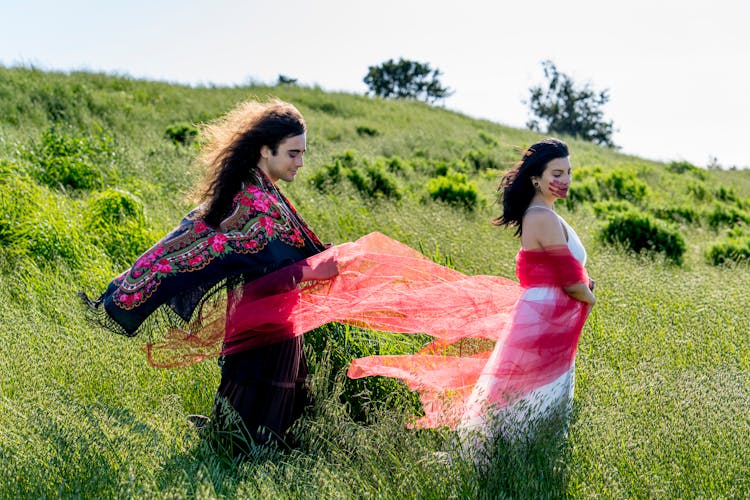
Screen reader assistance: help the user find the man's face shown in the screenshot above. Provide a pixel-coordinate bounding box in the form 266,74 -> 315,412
258,133 -> 306,183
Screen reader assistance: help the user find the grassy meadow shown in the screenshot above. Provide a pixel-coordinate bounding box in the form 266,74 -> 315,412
1,66 -> 749,498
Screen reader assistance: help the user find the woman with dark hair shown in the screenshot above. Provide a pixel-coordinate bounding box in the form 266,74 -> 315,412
81,99 -> 336,450
457,138 -> 595,455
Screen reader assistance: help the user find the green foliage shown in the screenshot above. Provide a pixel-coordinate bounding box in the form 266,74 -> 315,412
597,169 -> 649,203
427,169 -> 480,209
650,204 -> 700,224
305,324 -> 424,421
363,58 -> 453,104
311,151 -> 402,199
706,203 -> 750,229
600,211 -> 686,264
591,200 -> 634,216
477,130 -> 499,146
349,163 -> 401,199
2,67 -> 750,498
526,60 -> 616,147
164,122 -> 198,145
667,160 -> 706,179
84,189 -> 153,266
463,148 -> 501,171
21,126 -> 117,190
355,124 -> 379,137
706,236 -> 750,265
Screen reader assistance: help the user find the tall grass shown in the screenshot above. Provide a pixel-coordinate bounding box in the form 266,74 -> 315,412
1,66 -> 749,497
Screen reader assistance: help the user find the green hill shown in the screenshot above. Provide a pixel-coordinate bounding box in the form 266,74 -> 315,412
1,66 -> 749,497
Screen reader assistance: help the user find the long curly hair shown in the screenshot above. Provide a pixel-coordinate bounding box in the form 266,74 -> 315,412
492,138 -> 569,235
194,99 -> 306,227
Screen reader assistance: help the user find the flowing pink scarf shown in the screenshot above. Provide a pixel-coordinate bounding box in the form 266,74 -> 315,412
145,233 -> 590,430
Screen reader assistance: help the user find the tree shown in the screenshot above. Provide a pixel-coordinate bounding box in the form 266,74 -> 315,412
525,60 -> 617,148
364,58 -> 453,104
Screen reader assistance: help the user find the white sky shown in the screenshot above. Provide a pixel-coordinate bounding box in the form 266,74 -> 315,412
2,0 -> 749,168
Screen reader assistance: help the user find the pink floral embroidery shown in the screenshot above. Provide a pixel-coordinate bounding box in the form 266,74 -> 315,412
209,234 -> 228,253
153,259 -> 172,274
244,240 -> 259,250
188,255 -> 204,266
260,216 -> 275,236
194,220 -> 209,233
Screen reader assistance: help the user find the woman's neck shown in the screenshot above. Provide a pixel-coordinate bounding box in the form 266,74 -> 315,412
529,194 -> 555,209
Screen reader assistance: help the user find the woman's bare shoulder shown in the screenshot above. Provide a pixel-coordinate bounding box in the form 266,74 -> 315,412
522,208 -> 566,247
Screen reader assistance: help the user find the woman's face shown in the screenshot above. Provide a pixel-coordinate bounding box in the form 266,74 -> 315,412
535,157 -> 572,198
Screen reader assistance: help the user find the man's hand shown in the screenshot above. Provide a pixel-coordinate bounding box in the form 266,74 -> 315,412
301,259 -> 339,281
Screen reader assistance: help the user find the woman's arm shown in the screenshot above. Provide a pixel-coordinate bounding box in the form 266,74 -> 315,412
563,282 -> 596,305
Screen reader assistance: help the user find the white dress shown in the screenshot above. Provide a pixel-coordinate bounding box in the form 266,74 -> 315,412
457,208 -> 587,459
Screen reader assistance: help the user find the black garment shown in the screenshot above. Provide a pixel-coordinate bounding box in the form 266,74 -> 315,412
213,336 -> 310,448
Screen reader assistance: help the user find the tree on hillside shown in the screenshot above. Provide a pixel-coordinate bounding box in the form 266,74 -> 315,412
525,60 -> 617,148
364,58 -> 453,104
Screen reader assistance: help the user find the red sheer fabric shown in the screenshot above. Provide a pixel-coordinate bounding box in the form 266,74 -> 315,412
347,245 -> 591,429
145,234 -> 590,431
146,232 -> 522,367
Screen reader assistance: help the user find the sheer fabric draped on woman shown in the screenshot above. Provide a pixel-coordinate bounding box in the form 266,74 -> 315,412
457,138 -> 595,457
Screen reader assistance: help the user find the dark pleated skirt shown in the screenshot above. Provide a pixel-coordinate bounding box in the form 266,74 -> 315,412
213,336 -> 310,447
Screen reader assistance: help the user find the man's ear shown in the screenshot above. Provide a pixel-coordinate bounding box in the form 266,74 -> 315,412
260,145 -> 271,159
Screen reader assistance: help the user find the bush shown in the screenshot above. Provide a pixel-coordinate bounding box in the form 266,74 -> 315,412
667,160 -> 706,179
706,237 -> 750,266
598,169 -> 649,203
312,151 -> 402,199
565,178 -> 601,209
0,166 -> 43,246
348,163 -> 402,200
463,148 -> 501,171
84,189 -> 152,266
477,130 -> 499,146
310,159 -> 344,191
591,200 -> 634,216
706,203 -> 750,229
600,211 -> 686,265
687,182 -> 710,201
22,126 -> 117,190
164,122 -> 198,145
427,169 -> 479,209
355,125 -> 379,137
651,205 -> 700,224
305,323 -> 425,421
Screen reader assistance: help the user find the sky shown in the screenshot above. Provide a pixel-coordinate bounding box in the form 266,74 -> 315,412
2,0 -> 749,168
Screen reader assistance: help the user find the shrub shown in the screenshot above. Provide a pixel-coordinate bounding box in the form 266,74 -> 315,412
687,182 -> 710,201
598,169 -> 649,203
715,186 -> 739,203
355,125 -> 379,137
84,189 -> 152,266
305,323 -> 424,421
600,211 -> 686,265
706,237 -> 750,266
427,169 -> 479,209
0,166 -> 43,246
22,126 -> 116,190
164,122 -> 198,145
591,200 -> 633,216
463,148 -> 501,171
478,130 -> 499,146
667,160 -> 706,179
706,203 -> 750,229
651,205 -> 700,224
565,178 -> 601,208
310,159 -> 344,191
381,156 -> 410,174
348,163 -> 402,200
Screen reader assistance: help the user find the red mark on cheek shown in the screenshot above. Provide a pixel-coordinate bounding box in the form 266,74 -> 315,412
549,179 -> 569,197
